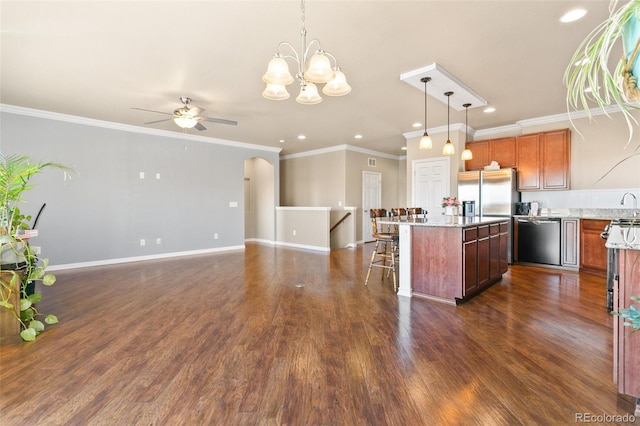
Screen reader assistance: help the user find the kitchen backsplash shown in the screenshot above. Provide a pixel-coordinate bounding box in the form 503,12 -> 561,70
521,188 -> 640,210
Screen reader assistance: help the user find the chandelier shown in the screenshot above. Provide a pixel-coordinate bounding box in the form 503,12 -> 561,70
261,0 -> 351,104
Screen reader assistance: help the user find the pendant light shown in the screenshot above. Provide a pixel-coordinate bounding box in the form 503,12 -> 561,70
419,77 -> 433,150
442,91 -> 455,156
461,103 -> 473,161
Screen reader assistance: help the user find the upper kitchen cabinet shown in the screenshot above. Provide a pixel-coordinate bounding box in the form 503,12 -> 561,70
464,137 -> 516,171
516,128 -> 571,191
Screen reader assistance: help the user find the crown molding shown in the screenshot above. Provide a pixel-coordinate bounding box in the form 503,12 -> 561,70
280,144 -> 401,161
0,104 -> 282,154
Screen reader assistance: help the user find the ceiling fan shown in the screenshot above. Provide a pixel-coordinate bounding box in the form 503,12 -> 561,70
132,97 -> 238,131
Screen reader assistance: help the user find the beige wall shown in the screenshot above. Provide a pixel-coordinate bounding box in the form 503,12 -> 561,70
281,147 -> 402,242
244,157 -> 276,242
280,150 -> 345,207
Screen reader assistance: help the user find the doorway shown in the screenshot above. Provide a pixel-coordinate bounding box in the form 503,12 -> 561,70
362,171 -> 381,242
412,157 -> 450,216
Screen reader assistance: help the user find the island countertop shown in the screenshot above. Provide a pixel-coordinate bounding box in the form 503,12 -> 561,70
381,216 -> 507,228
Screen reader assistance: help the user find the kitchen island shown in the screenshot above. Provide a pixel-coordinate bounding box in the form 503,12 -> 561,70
606,220 -> 640,416
396,216 -> 510,305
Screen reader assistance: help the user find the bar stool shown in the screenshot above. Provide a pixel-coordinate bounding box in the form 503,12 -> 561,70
364,208 -> 399,292
391,208 -> 407,222
407,207 -> 427,221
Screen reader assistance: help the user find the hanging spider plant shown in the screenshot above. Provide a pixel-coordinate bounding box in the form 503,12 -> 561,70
564,0 -> 640,149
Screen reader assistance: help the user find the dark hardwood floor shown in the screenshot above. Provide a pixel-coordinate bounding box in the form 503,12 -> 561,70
0,243 -> 637,425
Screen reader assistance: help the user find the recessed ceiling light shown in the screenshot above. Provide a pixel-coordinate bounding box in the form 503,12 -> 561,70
412,122 -> 422,128
484,107 -> 496,113
297,135 -> 306,140
354,134 -> 363,139
401,146 -> 407,151
560,8 -> 587,23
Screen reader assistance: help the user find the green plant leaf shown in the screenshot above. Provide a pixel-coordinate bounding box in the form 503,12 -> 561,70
19,298 -> 32,311
20,307 -> 34,321
42,274 -> 56,286
29,320 -> 44,333
45,314 -> 58,324
27,293 -> 42,304
20,328 -> 36,341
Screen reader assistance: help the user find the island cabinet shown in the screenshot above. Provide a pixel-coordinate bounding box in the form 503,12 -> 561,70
613,248 -> 640,408
411,219 -> 510,304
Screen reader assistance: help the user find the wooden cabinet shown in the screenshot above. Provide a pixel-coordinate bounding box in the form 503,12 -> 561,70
464,141 -> 489,171
462,221 -> 509,297
561,218 -> 580,268
579,219 -> 609,277
613,248 -> 640,401
411,220 -> 510,303
516,128 -> 571,191
541,129 -> 571,189
463,227 -> 478,295
464,137 -> 516,171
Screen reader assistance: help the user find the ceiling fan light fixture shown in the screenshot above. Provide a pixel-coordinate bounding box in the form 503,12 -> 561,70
173,116 -> 198,129
296,82 -> 322,105
262,83 -> 290,100
322,69 -> 351,96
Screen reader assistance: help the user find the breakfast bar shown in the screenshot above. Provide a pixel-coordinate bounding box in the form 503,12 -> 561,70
396,216 -> 510,304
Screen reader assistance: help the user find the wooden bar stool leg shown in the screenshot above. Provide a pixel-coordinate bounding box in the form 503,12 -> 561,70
364,240 -> 380,286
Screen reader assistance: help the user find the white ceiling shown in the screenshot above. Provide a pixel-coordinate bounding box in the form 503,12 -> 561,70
0,1 -> 615,156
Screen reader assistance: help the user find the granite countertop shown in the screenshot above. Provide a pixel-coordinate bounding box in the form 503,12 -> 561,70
605,223 -> 640,251
522,208 -> 638,220
386,216 -> 507,228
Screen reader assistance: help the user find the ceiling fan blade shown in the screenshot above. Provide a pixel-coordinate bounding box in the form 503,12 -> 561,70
203,117 -> 238,126
131,107 -> 172,116
144,118 -> 171,125
195,122 -> 207,131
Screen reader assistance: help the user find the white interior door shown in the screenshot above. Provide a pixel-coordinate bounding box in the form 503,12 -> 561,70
412,157 -> 450,217
362,171 -> 381,242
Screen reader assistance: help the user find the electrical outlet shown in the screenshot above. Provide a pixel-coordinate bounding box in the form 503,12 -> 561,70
293,230 -> 296,236
214,233 -> 219,240
156,173 -> 161,179
156,238 -> 161,245
32,246 -> 41,255
139,172 -> 145,179
140,239 -> 146,246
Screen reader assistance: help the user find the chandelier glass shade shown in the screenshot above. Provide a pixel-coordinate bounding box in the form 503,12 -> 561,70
261,0 -> 351,104
442,91 -> 455,156
461,103 -> 473,160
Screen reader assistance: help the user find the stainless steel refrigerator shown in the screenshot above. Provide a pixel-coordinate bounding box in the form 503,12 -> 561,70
457,168 -> 520,262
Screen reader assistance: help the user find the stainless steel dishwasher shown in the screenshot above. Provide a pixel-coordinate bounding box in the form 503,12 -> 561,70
515,217 -> 561,266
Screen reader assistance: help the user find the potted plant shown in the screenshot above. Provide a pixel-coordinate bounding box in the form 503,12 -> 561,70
441,196 -> 461,216
564,0 -> 640,179
0,153 -> 72,341
614,295 -> 640,330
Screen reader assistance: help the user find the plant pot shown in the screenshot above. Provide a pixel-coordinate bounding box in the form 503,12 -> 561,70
623,15 -> 640,101
444,206 -> 458,216
0,268 -> 25,345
